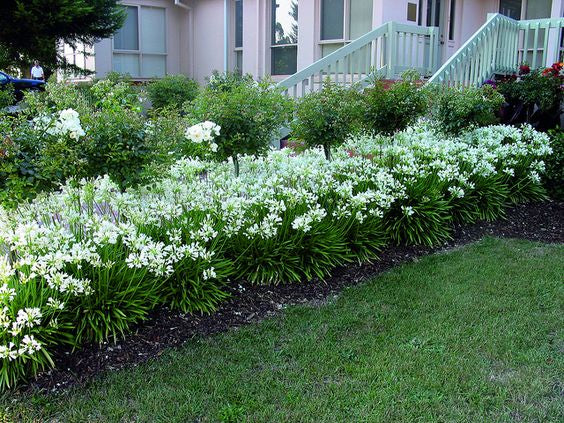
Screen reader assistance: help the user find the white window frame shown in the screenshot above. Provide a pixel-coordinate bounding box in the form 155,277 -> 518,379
233,0 -> 243,73
270,0 -> 299,76
318,0 -> 375,57
112,4 -> 168,79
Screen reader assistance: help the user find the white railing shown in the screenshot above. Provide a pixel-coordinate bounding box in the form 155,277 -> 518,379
278,22 -> 439,99
429,13 -> 564,87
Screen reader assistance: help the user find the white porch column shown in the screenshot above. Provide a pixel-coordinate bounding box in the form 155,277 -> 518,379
546,0 -> 563,65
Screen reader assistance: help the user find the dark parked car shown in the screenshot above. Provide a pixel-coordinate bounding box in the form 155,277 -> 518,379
0,71 -> 46,102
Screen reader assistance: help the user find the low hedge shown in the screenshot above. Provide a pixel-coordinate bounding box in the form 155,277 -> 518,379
0,122 -> 551,389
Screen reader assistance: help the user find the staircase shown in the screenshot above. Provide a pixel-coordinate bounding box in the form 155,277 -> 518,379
278,22 -> 440,99
278,13 -> 564,98
430,13 -> 564,86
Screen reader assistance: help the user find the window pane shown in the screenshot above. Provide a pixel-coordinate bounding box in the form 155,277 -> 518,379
141,55 -> 166,77
235,50 -> 243,74
349,0 -> 373,39
113,53 -> 140,76
448,0 -> 455,40
321,0 -> 344,40
499,0 -> 522,20
272,0 -> 298,45
525,0 -> 551,19
141,7 -> 166,54
271,46 -> 297,75
114,6 -> 139,50
321,43 -> 344,58
235,0 -> 243,48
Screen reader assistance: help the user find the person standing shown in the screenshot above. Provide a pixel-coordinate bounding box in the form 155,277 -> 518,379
30,60 -> 44,81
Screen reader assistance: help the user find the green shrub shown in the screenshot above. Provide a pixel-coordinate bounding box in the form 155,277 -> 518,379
291,80 -> 362,160
146,74 -> 199,110
361,70 -> 427,135
497,67 -> 563,130
429,85 -> 504,135
188,72 -> 292,175
543,129 -> 564,200
0,84 -> 14,109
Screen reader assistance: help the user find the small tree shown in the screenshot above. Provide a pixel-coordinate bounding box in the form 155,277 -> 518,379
188,73 -> 292,176
361,70 -> 427,135
290,80 -> 362,160
146,75 -> 199,110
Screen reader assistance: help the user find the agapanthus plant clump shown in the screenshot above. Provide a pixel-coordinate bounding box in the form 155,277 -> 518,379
0,123 -> 551,390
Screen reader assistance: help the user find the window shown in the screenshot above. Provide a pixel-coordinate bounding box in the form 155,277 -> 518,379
499,0 -> 522,20
407,3 -> 417,22
113,5 -> 166,78
320,0 -> 373,57
271,0 -> 298,75
448,0 -> 455,41
525,0 -> 551,19
235,0 -> 243,74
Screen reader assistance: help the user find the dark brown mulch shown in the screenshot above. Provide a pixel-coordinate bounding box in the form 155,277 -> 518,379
25,201 -> 564,393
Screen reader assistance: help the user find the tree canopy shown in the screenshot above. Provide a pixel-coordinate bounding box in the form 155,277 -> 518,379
0,0 -> 125,73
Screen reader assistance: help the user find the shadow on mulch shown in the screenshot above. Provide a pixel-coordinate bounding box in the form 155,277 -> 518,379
24,201 -> 564,393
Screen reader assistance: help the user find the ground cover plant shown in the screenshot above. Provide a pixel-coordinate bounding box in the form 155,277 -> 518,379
3,237 -> 563,422
0,120 -> 552,389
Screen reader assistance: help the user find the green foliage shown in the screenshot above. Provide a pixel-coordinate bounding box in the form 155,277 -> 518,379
385,175 -> 453,246
0,0 -> 125,72
543,129 -> 564,200
498,69 -> 562,112
361,70 -> 427,135
0,84 -> 14,109
291,80 -> 362,160
189,72 -> 292,175
430,85 -> 504,135
140,109 -> 208,183
146,75 -> 199,110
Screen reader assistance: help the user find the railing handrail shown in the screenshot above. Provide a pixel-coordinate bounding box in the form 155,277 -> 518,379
278,24 -> 389,90
278,22 -> 438,92
428,13 -> 514,85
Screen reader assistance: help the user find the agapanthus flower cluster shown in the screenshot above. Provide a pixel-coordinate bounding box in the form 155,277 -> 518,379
185,121 -> 221,152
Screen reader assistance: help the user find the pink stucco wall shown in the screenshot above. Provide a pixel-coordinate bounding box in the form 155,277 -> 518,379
89,0 -> 563,82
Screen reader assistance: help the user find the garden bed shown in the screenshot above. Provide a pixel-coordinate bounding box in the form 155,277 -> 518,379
25,200 -> 563,393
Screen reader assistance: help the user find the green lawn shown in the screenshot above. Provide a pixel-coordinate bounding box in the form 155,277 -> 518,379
4,237 -> 563,422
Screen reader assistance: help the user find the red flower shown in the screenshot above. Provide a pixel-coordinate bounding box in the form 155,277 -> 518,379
519,64 -> 530,75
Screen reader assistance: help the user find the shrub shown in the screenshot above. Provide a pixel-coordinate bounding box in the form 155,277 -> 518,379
146,74 -> 199,110
291,80 -> 362,160
361,70 -> 427,135
0,84 -> 14,109
497,64 -> 563,130
429,85 -> 504,135
188,72 -> 292,175
543,129 -> 563,200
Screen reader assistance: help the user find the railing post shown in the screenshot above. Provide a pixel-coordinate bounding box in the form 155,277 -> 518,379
386,21 -> 396,79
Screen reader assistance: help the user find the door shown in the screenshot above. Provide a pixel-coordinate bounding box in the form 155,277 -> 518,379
425,0 -> 457,64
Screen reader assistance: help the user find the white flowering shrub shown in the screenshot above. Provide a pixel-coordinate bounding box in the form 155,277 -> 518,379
33,108 -> 86,140
0,123 -> 551,389
185,121 -> 221,153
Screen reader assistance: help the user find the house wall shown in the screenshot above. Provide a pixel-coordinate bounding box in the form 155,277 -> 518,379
86,0 -> 563,82
93,0 -> 190,79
